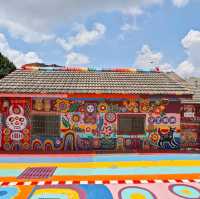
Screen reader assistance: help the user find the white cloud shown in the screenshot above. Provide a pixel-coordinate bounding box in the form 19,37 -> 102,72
56,23 -> 106,52
0,19 -> 55,43
135,44 -> 173,72
66,52 -> 90,65
0,33 -> 42,68
0,0 -> 162,42
121,23 -> 139,32
176,60 -> 194,77
175,30 -> 200,78
172,0 -> 190,7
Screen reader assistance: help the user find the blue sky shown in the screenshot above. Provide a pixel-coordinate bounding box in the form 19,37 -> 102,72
0,0 -> 200,78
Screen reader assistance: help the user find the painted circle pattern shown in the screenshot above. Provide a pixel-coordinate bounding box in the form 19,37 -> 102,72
119,186 -> 157,199
98,103 -> 108,113
0,187 -> 18,199
169,184 -> 200,199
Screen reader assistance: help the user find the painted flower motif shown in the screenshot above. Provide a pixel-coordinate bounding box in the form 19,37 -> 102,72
92,138 -> 100,148
103,125 -> 112,135
72,114 -> 80,123
78,104 -> 85,112
105,112 -> 116,123
22,143 -> 30,150
140,99 -> 150,112
98,103 -> 108,113
23,128 -> 29,135
160,105 -> 165,111
149,132 -> 160,144
85,126 -> 91,132
124,100 -> 138,112
55,99 -> 70,113
155,107 -> 161,114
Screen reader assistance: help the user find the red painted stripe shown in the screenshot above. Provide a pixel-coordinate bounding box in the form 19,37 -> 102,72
133,180 -> 141,184
31,181 -> 38,185
162,179 -> 170,183
175,179 -> 183,183
188,179 -> 195,182
1,182 -> 9,186
44,181 -> 52,185
73,180 -> 80,184
147,180 -> 155,183
16,181 -> 24,185
102,180 -> 110,184
88,180 -> 95,184
58,181 -> 66,185
118,180 -> 126,184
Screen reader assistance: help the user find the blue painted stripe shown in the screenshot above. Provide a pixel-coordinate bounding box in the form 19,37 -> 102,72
54,166 -> 200,176
0,166 -> 199,177
0,154 -> 199,163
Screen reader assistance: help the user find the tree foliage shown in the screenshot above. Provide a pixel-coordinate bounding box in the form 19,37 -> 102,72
0,53 -> 16,78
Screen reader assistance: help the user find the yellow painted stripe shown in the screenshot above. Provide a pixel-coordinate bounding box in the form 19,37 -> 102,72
0,160 -> 199,169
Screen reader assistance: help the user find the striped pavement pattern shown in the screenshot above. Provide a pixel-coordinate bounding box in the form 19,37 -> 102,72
0,178 -> 200,186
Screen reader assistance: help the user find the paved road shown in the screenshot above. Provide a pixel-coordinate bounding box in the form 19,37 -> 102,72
0,153 -> 199,198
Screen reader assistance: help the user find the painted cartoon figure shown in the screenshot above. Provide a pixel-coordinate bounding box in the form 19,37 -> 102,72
6,105 -> 27,141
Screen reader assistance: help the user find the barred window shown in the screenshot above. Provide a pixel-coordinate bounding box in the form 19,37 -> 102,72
118,114 -> 145,134
31,114 -> 60,136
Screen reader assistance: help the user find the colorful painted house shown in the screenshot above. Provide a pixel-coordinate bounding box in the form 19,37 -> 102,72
0,64 -> 194,152
181,77 -> 200,150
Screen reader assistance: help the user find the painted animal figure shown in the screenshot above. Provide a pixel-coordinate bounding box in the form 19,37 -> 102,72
158,127 -> 179,149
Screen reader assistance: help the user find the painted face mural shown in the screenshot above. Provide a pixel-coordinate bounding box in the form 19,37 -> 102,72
6,105 -> 27,131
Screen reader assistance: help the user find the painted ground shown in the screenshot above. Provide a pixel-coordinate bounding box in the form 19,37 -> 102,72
0,153 -> 199,198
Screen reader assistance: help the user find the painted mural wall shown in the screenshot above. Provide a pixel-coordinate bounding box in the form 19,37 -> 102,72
0,98 -> 31,151
180,104 -> 200,149
0,97 -> 182,152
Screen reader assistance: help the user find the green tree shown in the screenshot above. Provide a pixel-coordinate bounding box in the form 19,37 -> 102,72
0,53 -> 16,78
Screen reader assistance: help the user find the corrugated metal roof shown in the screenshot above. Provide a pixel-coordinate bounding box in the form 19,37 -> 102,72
0,69 -> 193,95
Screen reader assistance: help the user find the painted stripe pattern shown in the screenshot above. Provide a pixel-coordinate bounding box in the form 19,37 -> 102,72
0,179 -> 199,186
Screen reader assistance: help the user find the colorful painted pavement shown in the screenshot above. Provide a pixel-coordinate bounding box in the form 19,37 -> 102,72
0,153 -> 199,198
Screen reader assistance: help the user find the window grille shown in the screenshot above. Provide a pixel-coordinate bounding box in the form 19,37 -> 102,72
118,115 -> 145,134
31,114 -> 60,136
